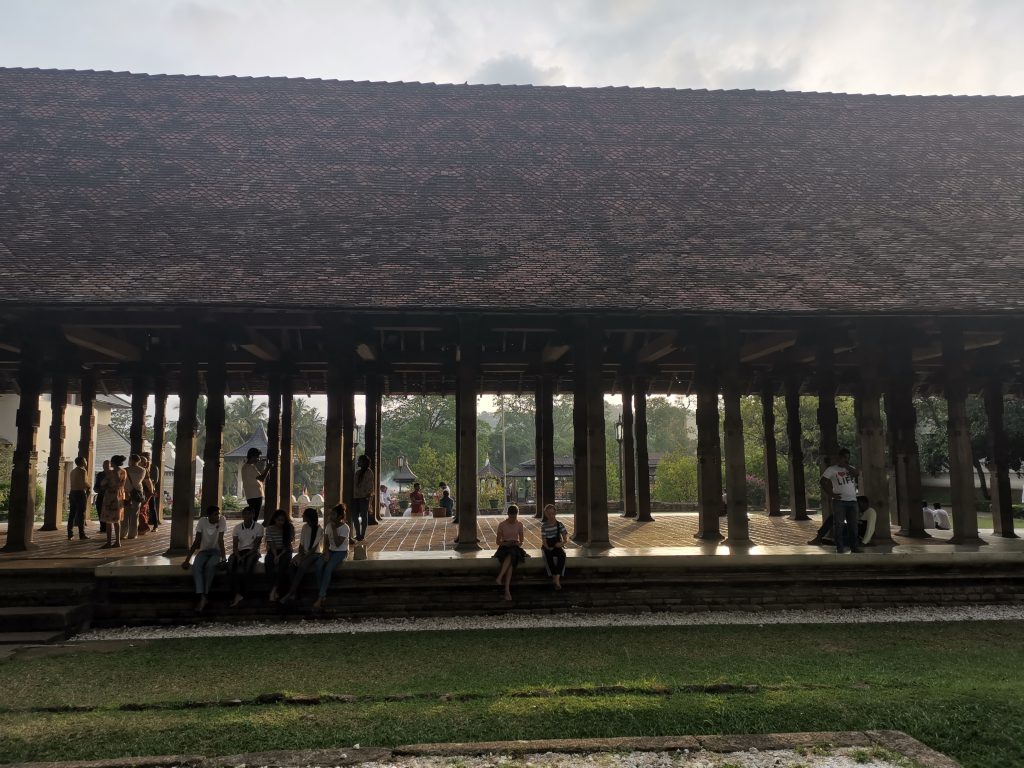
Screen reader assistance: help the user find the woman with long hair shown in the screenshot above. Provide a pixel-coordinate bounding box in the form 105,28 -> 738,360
264,508 -> 294,602
493,504 -> 527,601
281,507 -> 324,604
540,504 -> 568,590
100,455 -> 128,548
351,454 -> 375,542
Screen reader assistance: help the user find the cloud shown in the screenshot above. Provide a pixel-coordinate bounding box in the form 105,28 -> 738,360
470,53 -> 564,85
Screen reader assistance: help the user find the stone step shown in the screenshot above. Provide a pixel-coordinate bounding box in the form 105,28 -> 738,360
0,630 -> 66,645
0,605 -> 92,634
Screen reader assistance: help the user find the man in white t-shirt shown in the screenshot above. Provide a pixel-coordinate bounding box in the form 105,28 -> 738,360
821,448 -> 861,553
241,448 -> 273,520
229,506 -> 264,607
181,506 -> 228,612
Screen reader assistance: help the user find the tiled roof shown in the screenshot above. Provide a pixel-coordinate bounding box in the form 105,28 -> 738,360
95,424 -> 130,463
1,68 -> 1022,315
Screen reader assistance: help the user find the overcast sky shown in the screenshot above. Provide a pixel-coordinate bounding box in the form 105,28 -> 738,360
2,0 -> 1023,95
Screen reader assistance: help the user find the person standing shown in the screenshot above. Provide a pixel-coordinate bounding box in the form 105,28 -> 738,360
313,504 -> 351,610
229,506 -> 264,607
123,454 -> 146,540
101,456 -> 128,548
67,457 -> 90,540
493,504 -> 527,601
409,482 -> 426,518
821,448 -> 861,554
540,503 -> 568,590
181,506 -> 227,613
95,459 -> 109,535
378,484 -> 392,518
241,448 -> 272,521
351,455 -> 375,541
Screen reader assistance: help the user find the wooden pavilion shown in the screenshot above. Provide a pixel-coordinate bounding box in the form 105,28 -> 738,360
0,68 -> 1022,558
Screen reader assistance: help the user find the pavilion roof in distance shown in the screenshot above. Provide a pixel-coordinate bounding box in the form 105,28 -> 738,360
0,68 -> 1023,316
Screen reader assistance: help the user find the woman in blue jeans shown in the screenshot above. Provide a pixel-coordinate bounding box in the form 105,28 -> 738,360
313,504 -> 350,610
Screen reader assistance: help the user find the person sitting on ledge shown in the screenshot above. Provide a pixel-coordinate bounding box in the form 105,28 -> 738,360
440,488 -> 454,519
540,503 -> 568,591
313,503 -> 351,611
933,502 -> 951,530
182,506 -> 227,613
264,508 -> 294,602
494,504 -> 528,601
281,507 -> 324,604
229,506 -> 264,607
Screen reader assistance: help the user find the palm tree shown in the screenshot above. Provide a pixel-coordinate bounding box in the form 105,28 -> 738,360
224,395 -> 268,450
291,398 -> 327,496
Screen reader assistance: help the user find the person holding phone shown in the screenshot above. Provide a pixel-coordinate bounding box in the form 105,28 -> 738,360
241,448 -> 273,521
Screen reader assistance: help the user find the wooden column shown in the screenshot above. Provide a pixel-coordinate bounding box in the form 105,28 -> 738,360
150,382 -> 167,524
540,376 -> 555,510
721,330 -> 749,544
374,384 -> 383,499
943,328 -> 982,544
341,373 -> 356,508
129,374 -> 148,457
585,328 -> 610,548
854,338 -> 892,542
3,366 -> 41,552
761,380 -> 782,516
263,373 -> 281,523
278,376 -> 294,515
41,374 -> 68,531
323,361 -> 345,509
169,362 -> 199,552
985,379 -> 1016,538
364,376 -> 380,523
816,339 -> 839,521
77,371 -> 96,524
200,363 -> 226,512
785,375 -> 809,519
455,330 -> 480,550
621,377 -> 638,519
634,378 -> 654,522
695,354 -> 723,540
886,338 -> 927,537
533,379 -> 547,517
571,345 -> 590,542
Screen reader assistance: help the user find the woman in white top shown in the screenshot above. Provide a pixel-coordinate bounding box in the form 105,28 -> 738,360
181,506 -> 227,613
313,503 -> 351,610
281,507 -> 324,604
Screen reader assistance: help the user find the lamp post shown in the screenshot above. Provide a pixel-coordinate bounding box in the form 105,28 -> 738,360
615,416 -> 625,514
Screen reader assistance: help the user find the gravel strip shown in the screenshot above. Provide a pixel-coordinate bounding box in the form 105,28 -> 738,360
73,603 -> 1024,642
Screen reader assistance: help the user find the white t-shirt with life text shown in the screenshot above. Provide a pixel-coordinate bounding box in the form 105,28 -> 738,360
195,516 -> 227,551
232,521 -> 264,552
822,465 -> 858,502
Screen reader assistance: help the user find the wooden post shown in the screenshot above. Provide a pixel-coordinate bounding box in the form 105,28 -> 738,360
129,374 -> 148,457
169,362 -> 199,553
943,328 -> 982,545
364,376 -> 380,523
854,339 -> 892,542
540,375 -> 555,510
200,363 -> 226,513
571,345 -> 590,542
264,373 -> 281,523
341,373 -> 356,508
3,366 -> 41,552
621,377 -> 638,519
374,382 -> 383,508
278,376 -> 294,515
985,379 -> 1017,538
886,338 -> 928,537
634,378 -> 654,522
151,381 -> 167,524
721,330 -> 749,544
456,328 -> 480,550
323,361 -> 344,509
695,352 -> 723,540
761,380 -> 782,516
77,371 -> 96,524
533,378 -> 547,518
785,375 -> 809,520
816,339 -> 839,521
584,327 -> 610,547
41,374 -> 68,531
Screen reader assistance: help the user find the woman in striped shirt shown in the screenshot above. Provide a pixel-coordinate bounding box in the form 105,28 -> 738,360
264,508 -> 294,602
540,504 -> 568,591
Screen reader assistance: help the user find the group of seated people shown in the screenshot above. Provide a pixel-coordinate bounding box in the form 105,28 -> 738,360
181,503 -> 351,613
493,503 -> 568,601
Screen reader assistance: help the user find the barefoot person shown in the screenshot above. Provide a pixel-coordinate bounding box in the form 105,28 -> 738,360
100,455 -> 128,548
264,508 -> 294,602
351,455 -> 375,541
281,508 -> 323,604
67,456 -> 90,541
313,504 -> 351,610
181,506 -> 227,613
540,504 -> 568,590
229,506 -> 264,607
241,448 -> 272,521
409,482 -> 426,517
493,504 -> 527,601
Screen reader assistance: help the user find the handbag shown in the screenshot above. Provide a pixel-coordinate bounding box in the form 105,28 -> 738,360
128,473 -> 144,504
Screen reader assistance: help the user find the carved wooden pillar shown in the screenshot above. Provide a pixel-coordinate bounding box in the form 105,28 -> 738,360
985,379 -> 1017,538
323,360 -> 345,510
278,376 -> 295,515
585,328 -> 610,547
263,373 -> 281,524
364,375 -> 380,523
77,371 -> 96,524
169,362 -> 199,552
721,330 -> 749,544
943,328 -> 982,544
129,374 -> 149,458
695,347 -> 723,540
341,373 -> 356,509
571,345 -> 590,542
455,327 -> 480,550
886,337 -> 927,537
785,374 -> 808,519
200,363 -> 226,512
540,376 -> 555,511
634,378 -> 654,523
3,366 -> 42,552
41,374 -> 68,531
150,381 -> 167,524
816,339 -> 839,520
761,380 -> 782,516
533,379 -> 547,518
621,377 -> 638,519
854,337 -> 892,542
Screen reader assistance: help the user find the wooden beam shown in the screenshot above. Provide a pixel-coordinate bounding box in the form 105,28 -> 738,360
635,332 -> 677,364
239,330 -> 280,361
356,342 -> 378,361
63,327 -> 141,362
541,342 -> 570,363
740,332 -> 797,362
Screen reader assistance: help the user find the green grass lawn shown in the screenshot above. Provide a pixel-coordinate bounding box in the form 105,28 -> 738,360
1,621 -> 1022,768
